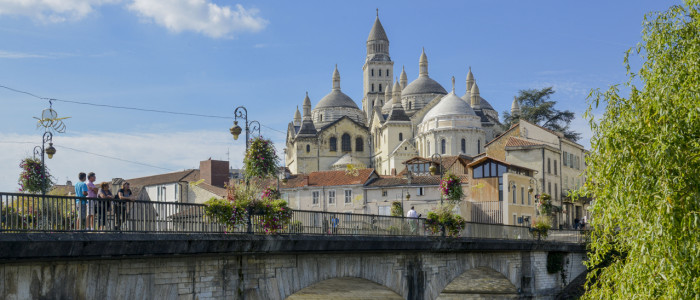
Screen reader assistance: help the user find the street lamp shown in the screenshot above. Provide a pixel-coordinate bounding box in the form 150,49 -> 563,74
33,131 -> 55,196
229,106 -> 261,150
429,153 -> 443,205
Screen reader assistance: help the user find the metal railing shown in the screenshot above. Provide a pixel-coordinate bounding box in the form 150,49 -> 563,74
0,192 -> 586,243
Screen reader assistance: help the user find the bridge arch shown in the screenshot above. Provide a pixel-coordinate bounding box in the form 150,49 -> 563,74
436,267 -> 518,299
285,277 -> 402,300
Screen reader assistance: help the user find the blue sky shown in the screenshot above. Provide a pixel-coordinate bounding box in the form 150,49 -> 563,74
0,0 -> 678,191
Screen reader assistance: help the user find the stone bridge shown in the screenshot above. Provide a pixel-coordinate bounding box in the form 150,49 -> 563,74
0,233 -> 586,300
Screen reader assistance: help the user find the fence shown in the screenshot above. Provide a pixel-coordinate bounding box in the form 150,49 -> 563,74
0,192 -> 586,243
468,200 -> 503,224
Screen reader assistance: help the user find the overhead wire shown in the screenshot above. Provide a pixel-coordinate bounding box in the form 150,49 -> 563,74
0,84 -> 287,135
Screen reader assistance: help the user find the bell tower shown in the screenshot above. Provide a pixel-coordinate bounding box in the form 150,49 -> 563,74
362,9 -> 394,122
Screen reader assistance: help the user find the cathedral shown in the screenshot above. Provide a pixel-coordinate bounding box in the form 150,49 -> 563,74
285,12 -> 504,175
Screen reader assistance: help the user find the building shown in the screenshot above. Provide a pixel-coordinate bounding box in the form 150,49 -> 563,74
285,11 -> 502,176
484,118 -> 588,228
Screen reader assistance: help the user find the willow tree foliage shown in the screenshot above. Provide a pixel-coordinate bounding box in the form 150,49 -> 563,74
582,1 -> 700,298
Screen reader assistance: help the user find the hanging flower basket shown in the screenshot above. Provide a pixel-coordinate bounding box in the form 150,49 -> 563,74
537,193 -> 553,215
18,157 -> 53,194
243,136 -> 279,180
440,173 -> 464,203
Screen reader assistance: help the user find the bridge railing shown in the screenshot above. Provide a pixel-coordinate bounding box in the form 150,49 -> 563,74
0,192 -> 586,243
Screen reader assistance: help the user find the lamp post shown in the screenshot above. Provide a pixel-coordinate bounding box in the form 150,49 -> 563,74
33,131 -> 56,196
229,106 -> 260,234
429,153 -> 443,205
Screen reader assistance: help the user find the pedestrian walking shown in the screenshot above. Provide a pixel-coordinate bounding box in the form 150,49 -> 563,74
406,206 -> 418,233
74,172 -> 88,230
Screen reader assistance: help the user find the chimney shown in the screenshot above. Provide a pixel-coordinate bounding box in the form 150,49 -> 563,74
391,168 -> 397,176
200,159 -> 230,188
303,175 -> 309,186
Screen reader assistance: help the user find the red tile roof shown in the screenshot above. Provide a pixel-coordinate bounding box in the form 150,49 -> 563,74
278,168 -> 377,189
505,137 -> 543,148
367,175 -> 441,187
467,156 -> 536,172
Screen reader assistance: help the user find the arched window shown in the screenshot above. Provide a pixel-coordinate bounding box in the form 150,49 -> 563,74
477,140 -> 481,153
379,69 -> 382,76
379,84 -> 382,92
371,83 -> 374,92
371,69 -> 374,76
306,144 -> 310,153
355,137 -> 363,152
341,133 -> 351,152
461,138 -> 466,153
441,139 -> 446,154
320,114 -> 323,122
399,133 -> 403,141
329,137 -> 337,151
408,102 -> 412,110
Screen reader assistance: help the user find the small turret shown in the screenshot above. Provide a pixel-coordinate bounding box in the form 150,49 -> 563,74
303,92 -> 311,118
419,48 -> 429,77
470,80 -> 481,109
332,64 -> 341,91
384,80 -> 392,105
293,106 -> 301,126
511,96 -> 521,117
400,66 -> 407,89
392,78 -> 402,100
466,66 -> 475,92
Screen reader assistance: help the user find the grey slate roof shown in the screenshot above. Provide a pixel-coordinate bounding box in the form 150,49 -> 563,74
315,90 -> 360,109
402,76 -> 447,96
296,119 -> 317,137
367,17 -> 388,42
386,103 -> 410,122
461,94 -> 496,111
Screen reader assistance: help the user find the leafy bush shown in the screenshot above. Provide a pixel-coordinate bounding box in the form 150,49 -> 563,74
537,193 -> 553,216
425,204 -> 466,237
531,217 -> 551,239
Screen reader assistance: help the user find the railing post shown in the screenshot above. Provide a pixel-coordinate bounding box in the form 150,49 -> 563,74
246,208 -> 253,234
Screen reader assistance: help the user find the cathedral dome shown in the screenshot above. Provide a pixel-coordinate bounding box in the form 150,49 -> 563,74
315,90 -> 360,109
402,76 -> 447,97
424,92 -> 475,121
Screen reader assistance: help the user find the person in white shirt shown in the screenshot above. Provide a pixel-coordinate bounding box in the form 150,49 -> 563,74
406,206 -> 418,234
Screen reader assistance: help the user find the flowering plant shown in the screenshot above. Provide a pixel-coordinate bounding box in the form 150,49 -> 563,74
204,182 -> 291,234
440,173 -> 464,203
425,204 -> 466,237
243,136 -> 279,180
18,157 -> 53,194
537,193 -> 553,215
530,216 -> 551,239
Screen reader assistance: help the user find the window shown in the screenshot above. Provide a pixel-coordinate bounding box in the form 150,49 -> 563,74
320,114 -> 323,122
418,187 -> 425,196
547,158 -> 551,174
328,190 -> 335,204
341,134 -> 351,152
512,185 -> 517,204
329,137 -> 337,151
371,83 -> 374,92
306,144 -> 310,153
398,133 -> 403,141
356,137 -> 363,152
554,184 -> 558,200
441,139 -> 446,154
344,190 -> 352,203
379,84 -> 382,92
554,160 -> 558,175
379,69 -> 382,76
382,191 -> 388,197
461,138 -> 466,154
312,191 -> 319,205
378,206 -> 390,216
371,69 -> 374,76
521,187 -> 525,205
477,140 -> 481,154
548,182 -> 552,195
408,102 -> 412,110
386,69 -> 389,76
498,176 -> 503,201
528,191 -> 531,205
563,151 -> 568,166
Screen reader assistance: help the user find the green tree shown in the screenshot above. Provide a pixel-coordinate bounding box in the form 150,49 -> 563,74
581,1 -> 700,298
502,87 -> 581,141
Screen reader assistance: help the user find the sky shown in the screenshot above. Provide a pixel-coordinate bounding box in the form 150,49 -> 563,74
0,0 -> 679,192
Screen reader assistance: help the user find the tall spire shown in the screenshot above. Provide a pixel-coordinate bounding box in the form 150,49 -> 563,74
332,65 -> 341,91
511,96 -> 521,117
466,66 -> 475,92
470,80 -> 481,109
419,48 -> 428,77
294,105 -> 301,126
303,91 -> 311,118
400,65 -> 407,88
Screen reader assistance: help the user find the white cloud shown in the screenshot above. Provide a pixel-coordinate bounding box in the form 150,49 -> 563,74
128,0 -> 267,38
0,130 -> 249,192
0,50 -> 48,58
0,0 -> 120,22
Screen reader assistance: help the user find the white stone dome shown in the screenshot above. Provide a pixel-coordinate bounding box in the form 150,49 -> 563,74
402,76 -> 447,97
424,92 -> 475,121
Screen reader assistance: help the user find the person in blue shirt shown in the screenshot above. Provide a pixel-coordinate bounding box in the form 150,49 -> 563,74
74,172 -> 88,230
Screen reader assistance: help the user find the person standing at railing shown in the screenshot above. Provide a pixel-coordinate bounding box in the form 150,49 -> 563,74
115,182 -> 133,231
96,182 -> 113,231
331,215 -> 339,235
406,206 -> 418,234
74,172 -> 88,230
86,172 -> 98,231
